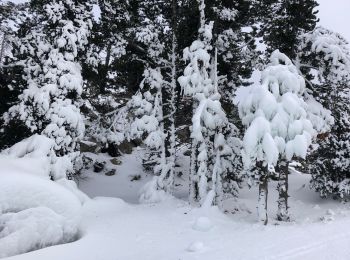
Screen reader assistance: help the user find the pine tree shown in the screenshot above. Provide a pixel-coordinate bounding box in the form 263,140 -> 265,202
0,2 -> 32,150
5,0 -> 93,164
239,50 -> 325,223
84,0 -> 130,96
97,0 -> 181,202
300,27 -> 350,199
263,0 -> 319,59
178,0 -> 240,207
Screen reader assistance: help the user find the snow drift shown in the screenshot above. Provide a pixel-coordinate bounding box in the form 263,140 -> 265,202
0,135 -> 88,258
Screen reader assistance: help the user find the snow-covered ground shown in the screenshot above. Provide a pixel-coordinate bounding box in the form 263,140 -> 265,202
2,148 -> 350,260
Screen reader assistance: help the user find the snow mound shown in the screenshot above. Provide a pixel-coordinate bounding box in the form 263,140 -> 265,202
139,177 -> 173,204
192,216 -> 213,232
0,207 -> 68,258
0,134 -> 75,180
0,134 -> 89,204
0,174 -> 83,258
187,241 -> 205,252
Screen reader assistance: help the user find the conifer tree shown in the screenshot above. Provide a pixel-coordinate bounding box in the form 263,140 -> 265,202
84,0 -> 130,96
239,50 -> 326,223
0,1 -> 32,150
5,0 -> 93,162
178,0 -> 240,207
263,0 -> 319,59
300,27 -> 350,199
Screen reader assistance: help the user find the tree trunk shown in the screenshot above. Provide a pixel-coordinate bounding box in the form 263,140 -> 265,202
277,160 -> 290,221
0,32 -> 7,67
158,0 -> 178,194
258,164 -> 268,225
189,137 -> 199,204
99,43 -> 112,94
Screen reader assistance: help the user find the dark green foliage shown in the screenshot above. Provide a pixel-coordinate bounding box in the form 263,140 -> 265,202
262,0 -> 319,59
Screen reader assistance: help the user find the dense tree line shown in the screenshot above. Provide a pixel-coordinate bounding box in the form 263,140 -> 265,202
1,0 -> 349,224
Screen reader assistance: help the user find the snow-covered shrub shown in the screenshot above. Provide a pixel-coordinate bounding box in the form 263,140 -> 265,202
1,134 -> 79,180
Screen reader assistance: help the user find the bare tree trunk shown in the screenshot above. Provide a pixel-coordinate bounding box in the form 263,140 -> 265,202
277,160 -> 290,221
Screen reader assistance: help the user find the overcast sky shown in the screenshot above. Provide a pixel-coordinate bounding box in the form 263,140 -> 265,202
317,0 -> 350,43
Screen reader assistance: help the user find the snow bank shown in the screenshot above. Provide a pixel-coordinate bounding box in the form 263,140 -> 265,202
0,174 -> 82,258
0,135 -> 89,258
139,177 -> 174,204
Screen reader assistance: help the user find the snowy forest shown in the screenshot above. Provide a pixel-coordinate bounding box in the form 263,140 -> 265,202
1,0 -> 350,259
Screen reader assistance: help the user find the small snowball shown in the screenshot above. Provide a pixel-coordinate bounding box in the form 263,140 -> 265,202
187,241 -> 204,252
192,217 -> 213,232
313,204 -> 321,210
326,209 -> 335,216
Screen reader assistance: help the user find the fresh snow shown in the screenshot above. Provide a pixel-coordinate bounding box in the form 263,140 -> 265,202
2,148 -> 350,259
0,173 -> 83,258
3,170 -> 350,260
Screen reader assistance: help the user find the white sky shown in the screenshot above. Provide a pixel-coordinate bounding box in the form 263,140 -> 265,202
317,0 -> 350,43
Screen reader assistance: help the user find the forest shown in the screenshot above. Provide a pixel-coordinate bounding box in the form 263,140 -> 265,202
0,0 -> 350,259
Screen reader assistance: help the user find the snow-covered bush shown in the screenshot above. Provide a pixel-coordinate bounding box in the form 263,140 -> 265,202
1,134 -> 80,181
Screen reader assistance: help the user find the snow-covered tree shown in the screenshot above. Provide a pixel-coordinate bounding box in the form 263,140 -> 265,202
178,0 -> 240,207
5,0 -> 93,165
84,0 -> 129,95
95,0 -> 180,202
209,0 -> 259,99
133,68 -> 172,202
0,2 -> 33,150
299,27 -> 350,199
262,0 -> 319,59
239,50 -> 326,223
